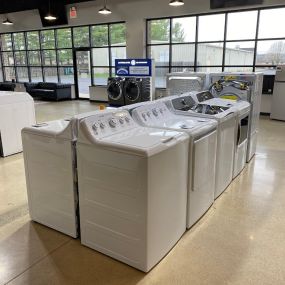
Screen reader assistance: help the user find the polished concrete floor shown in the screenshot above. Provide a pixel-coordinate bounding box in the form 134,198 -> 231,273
1,101 -> 285,285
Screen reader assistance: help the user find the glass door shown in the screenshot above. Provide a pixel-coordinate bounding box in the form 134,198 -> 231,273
75,49 -> 92,99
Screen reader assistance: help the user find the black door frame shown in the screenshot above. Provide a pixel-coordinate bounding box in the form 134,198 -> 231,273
73,47 -> 93,100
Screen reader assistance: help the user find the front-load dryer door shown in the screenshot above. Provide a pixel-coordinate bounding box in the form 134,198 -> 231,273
125,80 -> 140,103
188,130 -> 217,228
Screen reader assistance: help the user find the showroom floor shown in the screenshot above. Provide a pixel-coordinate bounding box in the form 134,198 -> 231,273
1,101 -> 285,285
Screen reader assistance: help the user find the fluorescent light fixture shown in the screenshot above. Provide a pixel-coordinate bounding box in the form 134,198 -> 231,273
169,0 -> 185,6
2,18 -> 13,25
98,0 -> 112,15
44,14 -> 57,20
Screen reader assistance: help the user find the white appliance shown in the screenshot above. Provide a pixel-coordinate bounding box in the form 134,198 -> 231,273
128,101 -> 218,228
271,65 -> 285,121
201,98 -> 251,178
166,72 -> 207,96
209,72 -> 263,162
0,91 -> 35,157
77,109 -> 189,272
22,111 -> 99,238
163,93 -> 237,199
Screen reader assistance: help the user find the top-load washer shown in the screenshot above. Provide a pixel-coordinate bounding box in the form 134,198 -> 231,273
208,72 -> 263,162
77,109 -> 189,272
107,77 -> 125,106
0,92 -> 35,157
126,101 -> 218,228
199,97 -> 251,178
162,93 -> 238,199
22,111 -> 99,238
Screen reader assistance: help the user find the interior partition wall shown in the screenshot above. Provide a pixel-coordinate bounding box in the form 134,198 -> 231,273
0,22 -> 126,87
146,6 -> 285,87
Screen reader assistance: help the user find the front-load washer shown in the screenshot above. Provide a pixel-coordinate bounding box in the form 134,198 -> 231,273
77,109 -> 189,272
22,111 -> 100,238
127,101 -> 218,228
124,77 -> 151,105
162,93 -> 238,199
202,98 -> 251,178
107,77 -> 125,106
0,92 -> 35,157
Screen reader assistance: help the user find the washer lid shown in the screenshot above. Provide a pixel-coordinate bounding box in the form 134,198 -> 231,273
0,91 -> 33,104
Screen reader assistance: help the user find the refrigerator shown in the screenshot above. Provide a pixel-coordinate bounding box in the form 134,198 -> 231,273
271,65 -> 285,121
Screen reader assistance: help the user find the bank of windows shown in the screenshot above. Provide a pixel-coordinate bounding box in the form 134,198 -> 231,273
147,7 -> 285,87
0,22 -> 126,85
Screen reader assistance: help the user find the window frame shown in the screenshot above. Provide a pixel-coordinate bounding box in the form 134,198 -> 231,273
146,5 -> 285,87
0,21 -> 126,85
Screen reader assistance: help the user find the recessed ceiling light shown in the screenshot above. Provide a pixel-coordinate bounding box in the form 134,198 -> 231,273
2,18 -> 13,25
169,0 -> 185,6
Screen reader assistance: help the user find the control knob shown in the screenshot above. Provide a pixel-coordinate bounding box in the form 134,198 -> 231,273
152,109 -> 158,116
92,124 -> 98,131
109,118 -> 117,128
125,116 -> 130,123
100,122 -> 105,129
119,118 -> 124,124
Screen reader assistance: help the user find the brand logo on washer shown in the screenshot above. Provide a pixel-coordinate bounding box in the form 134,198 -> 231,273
131,60 -> 136,66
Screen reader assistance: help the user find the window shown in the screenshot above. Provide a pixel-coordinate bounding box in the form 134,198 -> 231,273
26,32 -> 40,50
0,22 -> 125,85
259,8 -> 285,39
256,40 -> 285,66
73,26 -> 90,47
227,11 -> 257,40
147,6 -> 285,87
91,25 -> 108,47
110,23 -> 126,45
172,17 -> 196,43
56,28 -> 72,48
41,30 -> 55,49
13,33 -> 26,50
198,14 -> 225,42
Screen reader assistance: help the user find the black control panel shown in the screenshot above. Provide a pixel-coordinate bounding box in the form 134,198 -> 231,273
196,91 -> 214,102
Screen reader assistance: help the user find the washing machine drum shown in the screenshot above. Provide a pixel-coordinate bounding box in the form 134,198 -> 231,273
125,80 -> 140,102
107,81 -> 123,101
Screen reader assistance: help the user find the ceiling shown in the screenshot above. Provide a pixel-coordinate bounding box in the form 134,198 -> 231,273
0,0 -> 95,14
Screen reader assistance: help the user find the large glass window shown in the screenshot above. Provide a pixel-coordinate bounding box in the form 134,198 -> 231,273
56,28 -> 72,48
91,25 -> 108,47
259,8 -> 285,39
26,32 -> 40,50
147,6 -> 285,87
227,11 -> 257,40
13,33 -> 26,50
0,22 -> 126,85
110,23 -> 126,45
172,17 -> 196,43
73,26 -> 90,47
41,30 -> 55,49
198,14 -> 225,42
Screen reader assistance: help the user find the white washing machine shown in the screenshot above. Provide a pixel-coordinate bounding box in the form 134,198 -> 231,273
203,98 -> 251,178
127,101 -> 218,228
162,93 -> 238,199
208,72 -> 263,162
77,109 -> 189,272
0,92 -> 35,157
22,111 -> 99,238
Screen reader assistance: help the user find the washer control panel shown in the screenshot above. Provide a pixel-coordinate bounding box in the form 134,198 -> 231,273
86,110 -> 136,138
133,102 -> 174,125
